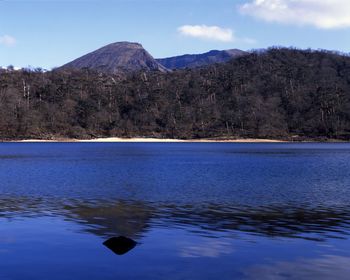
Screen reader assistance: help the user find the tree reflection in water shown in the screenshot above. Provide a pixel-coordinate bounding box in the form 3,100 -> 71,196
1,196 -> 348,242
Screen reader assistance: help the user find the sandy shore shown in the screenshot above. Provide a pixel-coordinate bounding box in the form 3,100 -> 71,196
14,137 -> 284,143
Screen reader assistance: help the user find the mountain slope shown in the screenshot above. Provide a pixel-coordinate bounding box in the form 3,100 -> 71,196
61,42 -> 168,73
156,49 -> 247,69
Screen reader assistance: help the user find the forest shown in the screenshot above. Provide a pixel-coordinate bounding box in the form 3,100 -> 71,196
1,47 -> 350,140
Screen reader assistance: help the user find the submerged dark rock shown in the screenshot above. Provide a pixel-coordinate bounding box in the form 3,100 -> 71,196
103,236 -> 137,255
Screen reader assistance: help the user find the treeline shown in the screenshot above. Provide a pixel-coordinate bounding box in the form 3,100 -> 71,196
1,47 -> 350,140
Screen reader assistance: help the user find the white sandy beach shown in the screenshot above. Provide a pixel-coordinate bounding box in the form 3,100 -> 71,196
15,137 -> 284,143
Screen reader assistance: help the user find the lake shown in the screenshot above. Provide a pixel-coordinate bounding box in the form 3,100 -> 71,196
0,142 -> 349,279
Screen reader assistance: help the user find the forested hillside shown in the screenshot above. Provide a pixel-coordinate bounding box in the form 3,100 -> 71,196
1,48 -> 350,140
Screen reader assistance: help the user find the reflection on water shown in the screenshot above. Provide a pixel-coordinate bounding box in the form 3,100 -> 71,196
156,204 -> 350,241
245,255 -> 350,280
2,196 -> 349,242
0,143 -> 349,279
63,200 -> 154,239
64,200 -> 350,241
1,196 -> 349,279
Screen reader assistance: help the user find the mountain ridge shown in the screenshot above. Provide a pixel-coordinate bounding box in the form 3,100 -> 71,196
60,41 -> 247,73
156,49 -> 247,69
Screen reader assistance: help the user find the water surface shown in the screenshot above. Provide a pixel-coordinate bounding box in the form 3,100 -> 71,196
0,143 -> 349,279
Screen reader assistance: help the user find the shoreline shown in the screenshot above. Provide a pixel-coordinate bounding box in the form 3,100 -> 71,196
9,137 -> 285,143
5,137 -> 350,143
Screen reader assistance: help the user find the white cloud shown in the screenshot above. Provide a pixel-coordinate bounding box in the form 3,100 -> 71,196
0,35 -> 16,47
178,25 -> 234,42
240,0 -> 350,29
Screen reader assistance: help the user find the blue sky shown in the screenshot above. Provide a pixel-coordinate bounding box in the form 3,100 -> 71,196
1,0 -> 350,69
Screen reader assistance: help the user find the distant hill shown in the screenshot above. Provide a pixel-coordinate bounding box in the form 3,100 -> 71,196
61,42 -> 168,74
156,49 -> 247,69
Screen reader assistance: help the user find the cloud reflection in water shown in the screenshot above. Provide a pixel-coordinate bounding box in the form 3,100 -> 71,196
245,255 -> 350,280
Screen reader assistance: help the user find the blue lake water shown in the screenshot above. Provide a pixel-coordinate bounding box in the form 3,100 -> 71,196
0,143 -> 350,279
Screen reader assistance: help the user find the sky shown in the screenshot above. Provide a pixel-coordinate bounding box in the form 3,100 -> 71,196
1,0 -> 350,69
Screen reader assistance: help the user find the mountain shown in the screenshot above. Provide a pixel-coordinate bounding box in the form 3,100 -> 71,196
61,42 -> 168,73
60,42 -> 247,73
156,49 -> 247,69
